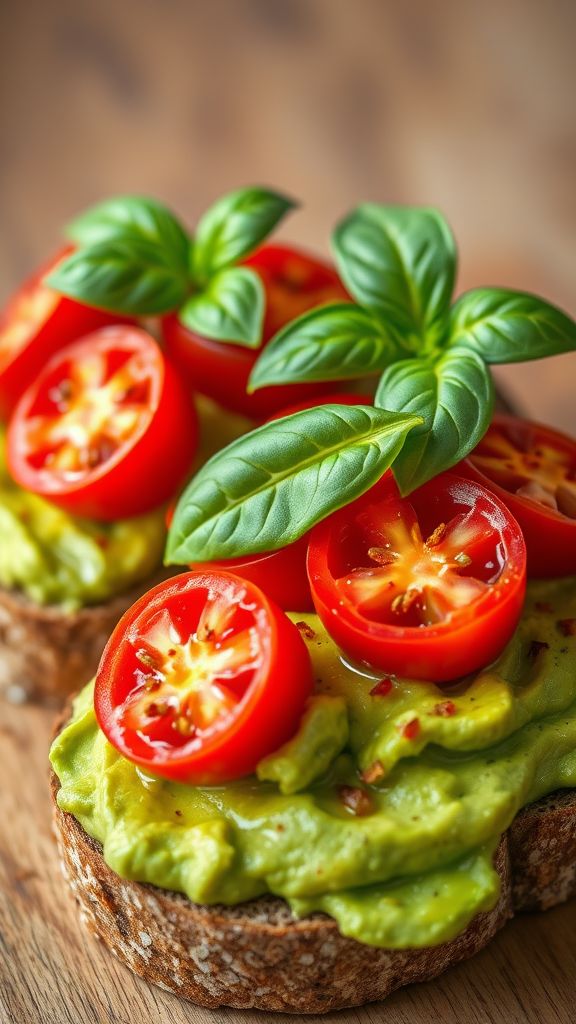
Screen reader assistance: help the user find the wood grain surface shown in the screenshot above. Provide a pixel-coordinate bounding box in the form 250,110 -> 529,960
0,1 -> 575,1021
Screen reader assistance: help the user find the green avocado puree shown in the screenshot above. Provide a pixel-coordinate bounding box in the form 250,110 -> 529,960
0,431 -> 166,610
0,398 -> 253,611
50,578 -> 576,949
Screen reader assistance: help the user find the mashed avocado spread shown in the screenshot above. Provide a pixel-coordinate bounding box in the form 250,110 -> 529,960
50,578 -> 576,949
0,431 -> 166,610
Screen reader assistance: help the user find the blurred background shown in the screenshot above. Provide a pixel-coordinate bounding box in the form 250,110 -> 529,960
0,0 -> 574,430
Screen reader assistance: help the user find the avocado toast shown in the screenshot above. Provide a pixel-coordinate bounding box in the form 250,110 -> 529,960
50,579 -> 576,1012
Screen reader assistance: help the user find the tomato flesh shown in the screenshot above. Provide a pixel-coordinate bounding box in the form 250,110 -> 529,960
162,243 -> 351,419
308,473 -> 527,681
8,326 -> 198,521
0,248 -> 130,419
95,571 -> 314,783
460,414 -> 576,577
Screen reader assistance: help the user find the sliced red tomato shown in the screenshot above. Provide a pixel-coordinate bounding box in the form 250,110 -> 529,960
0,247 -> 130,420
165,501 -> 312,610
307,473 -> 527,682
162,243 -> 351,419
266,392 -> 374,422
7,325 -> 197,521
459,414 -> 576,578
94,571 -> 314,783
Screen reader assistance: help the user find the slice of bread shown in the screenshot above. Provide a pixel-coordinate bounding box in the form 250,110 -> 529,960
49,764 -> 576,1014
0,574 -> 171,706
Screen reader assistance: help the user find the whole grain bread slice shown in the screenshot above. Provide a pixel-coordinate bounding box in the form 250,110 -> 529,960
49,764 -> 576,1014
0,573 -> 171,706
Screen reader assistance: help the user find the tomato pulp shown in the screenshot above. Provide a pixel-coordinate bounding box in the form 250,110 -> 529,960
162,243 -> 351,419
460,414 -> 576,577
0,248 -> 129,419
8,325 -> 198,521
308,473 -> 527,681
94,571 -> 314,783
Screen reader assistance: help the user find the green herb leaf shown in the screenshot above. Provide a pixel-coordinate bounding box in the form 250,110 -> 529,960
166,404 -> 422,564
178,266 -> 264,347
191,186 -> 296,283
45,238 -> 190,315
248,303 -> 400,391
375,346 -> 494,495
333,204 -> 457,349
66,195 -> 190,271
449,288 -> 576,363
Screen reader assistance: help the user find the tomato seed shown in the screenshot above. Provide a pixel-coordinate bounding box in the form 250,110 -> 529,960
136,648 -> 160,669
426,522 -> 447,547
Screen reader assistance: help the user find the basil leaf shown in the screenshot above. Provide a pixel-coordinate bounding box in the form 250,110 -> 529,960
178,266 -> 264,347
66,195 -> 190,273
192,186 -> 296,282
248,303 -> 400,391
166,404 -> 422,564
333,204 -> 456,348
449,288 -> 576,363
375,346 -> 494,495
45,238 -> 189,315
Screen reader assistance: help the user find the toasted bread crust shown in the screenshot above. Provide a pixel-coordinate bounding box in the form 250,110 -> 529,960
0,574 -> 170,706
50,765 -> 512,1013
50,755 -> 576,1014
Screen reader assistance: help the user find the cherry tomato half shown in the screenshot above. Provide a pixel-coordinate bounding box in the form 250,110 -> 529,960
0,248 -> 129,420
308,473 -> 527,682
162,243 -> 350,419
266,392 -> 374,422
165,500 -> 313,611
8,325 -> 198,521
94,571 -> 314,783
459,414 -> 576,578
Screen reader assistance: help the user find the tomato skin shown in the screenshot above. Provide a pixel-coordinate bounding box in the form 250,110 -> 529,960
189,533 -> 313,612
266,392 -> 373,422
0,248 -> 130,420
307,473 -> 527,682
458,414 -> 576,578
7,326 -> 198,521
162,243 -> 351,419
94,571 -> 314,784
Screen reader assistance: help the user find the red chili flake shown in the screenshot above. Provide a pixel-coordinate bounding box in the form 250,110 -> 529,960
528,640 -> 550,659
432,700 -> 457,718
338,785 -> 374,816
370,677 -> 393,697
295,621 -> 316,640
96,535 -> 109,550
535,601 -> 554,615
558,619 -> 576,638
174,809 -> 183,817
399,718 -> 420,741
361,761 -> 385,784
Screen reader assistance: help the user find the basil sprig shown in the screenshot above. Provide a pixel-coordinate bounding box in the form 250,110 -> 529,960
166,405 -> 422,564
46,188 -> 295,346
249,204 -> 576,492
